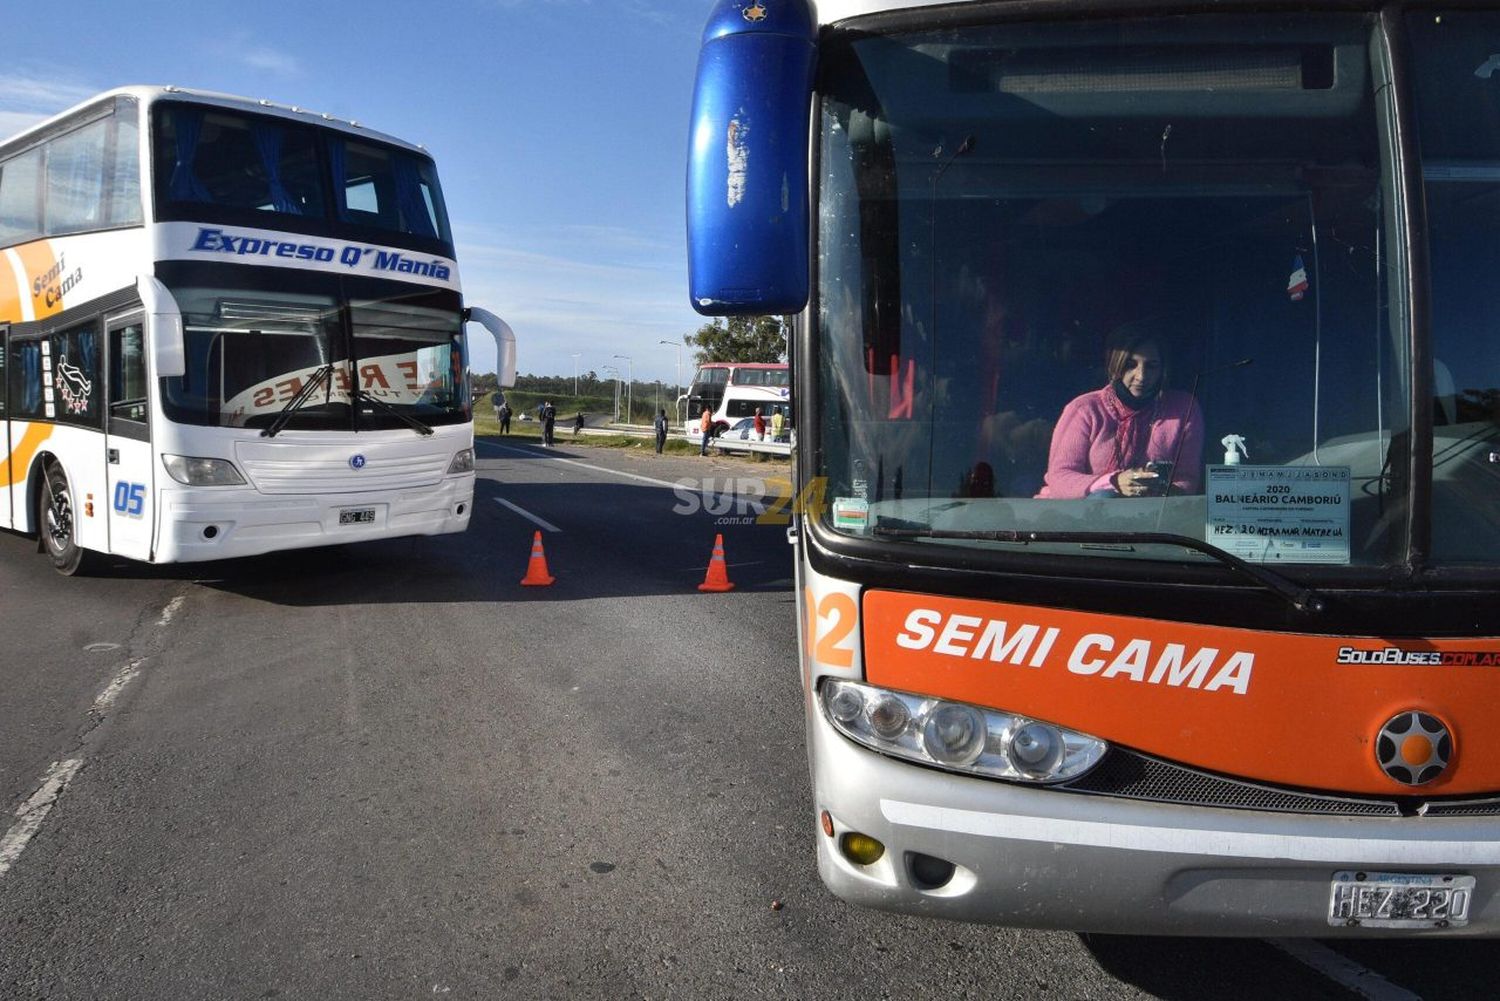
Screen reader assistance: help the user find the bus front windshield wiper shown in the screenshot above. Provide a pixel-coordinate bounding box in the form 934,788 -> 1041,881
353,387 -> 434,436
261,363 -> 334,438
871,525 -> 1325,614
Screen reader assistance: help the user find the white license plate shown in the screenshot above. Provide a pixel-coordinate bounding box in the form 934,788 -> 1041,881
338,507 -> 376,525
1328,871 -> 1475,928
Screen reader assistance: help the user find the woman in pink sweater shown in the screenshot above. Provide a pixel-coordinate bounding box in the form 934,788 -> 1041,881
1036,333 -> 1204,499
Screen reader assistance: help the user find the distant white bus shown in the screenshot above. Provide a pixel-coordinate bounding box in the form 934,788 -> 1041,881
686,361 -> 791,441
1,86 -> 517,573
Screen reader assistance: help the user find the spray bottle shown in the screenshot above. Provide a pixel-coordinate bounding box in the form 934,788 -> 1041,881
1221,434 -> 1249,466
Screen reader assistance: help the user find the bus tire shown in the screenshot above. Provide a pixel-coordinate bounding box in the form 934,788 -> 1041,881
37,459 -> 91,576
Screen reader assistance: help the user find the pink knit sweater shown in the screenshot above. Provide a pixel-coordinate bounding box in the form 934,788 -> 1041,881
1035,386 -> 1204,499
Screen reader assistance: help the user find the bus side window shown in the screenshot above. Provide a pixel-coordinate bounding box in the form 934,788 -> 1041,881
109,322 -> 149,432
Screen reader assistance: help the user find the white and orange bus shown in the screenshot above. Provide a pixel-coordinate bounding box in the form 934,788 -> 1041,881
1,87 -> 516,573
689,0 -> 1500,934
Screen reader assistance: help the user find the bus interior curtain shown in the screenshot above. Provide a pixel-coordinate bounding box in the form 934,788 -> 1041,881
329,139 -> 348,219
168,108 -> 212,203
392,156 -> 436,238
250,122 -> 300,215
78,329 -> 97,384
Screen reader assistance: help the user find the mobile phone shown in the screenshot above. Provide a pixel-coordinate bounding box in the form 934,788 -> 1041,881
1143,461 -> 1173,495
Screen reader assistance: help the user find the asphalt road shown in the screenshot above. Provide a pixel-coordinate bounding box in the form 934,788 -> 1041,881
0,438 -> 1493,999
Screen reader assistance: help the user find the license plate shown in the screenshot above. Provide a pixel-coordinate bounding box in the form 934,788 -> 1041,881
1328,871 -> 1475,928
338,507 -> 376,525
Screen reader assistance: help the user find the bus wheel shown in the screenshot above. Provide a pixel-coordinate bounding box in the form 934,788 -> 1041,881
38,459 -> 89,576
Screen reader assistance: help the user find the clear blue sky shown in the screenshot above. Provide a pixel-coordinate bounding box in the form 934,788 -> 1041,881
0,0 -> 715,389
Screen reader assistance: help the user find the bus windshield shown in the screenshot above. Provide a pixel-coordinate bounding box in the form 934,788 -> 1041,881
811,11 -> 1497,570
156,263 -> 467,431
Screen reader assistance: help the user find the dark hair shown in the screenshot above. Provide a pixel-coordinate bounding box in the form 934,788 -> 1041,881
1103,324 -> 1169,388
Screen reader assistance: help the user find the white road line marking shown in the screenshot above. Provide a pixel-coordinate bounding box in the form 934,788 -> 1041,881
156,595 -> 185,627
494,498 -> 562,534
485,442 -> 682,489
1268,939 -> 1424,1001
0,759 -> 84,878
483,442 -> 776,512
92,658 -> 144,712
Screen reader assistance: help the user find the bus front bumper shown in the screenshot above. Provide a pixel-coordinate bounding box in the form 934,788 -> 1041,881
809,705 -> 1500,937
153,476 -> 474,563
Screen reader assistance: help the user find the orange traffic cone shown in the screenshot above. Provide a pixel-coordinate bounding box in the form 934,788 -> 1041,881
520,530 -> 556,586
698,533 -> 735,592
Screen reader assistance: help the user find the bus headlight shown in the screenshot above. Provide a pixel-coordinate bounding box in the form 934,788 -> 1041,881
819,679 -> 1106,784
447,448 -> 475,474
161,454 -> 246,486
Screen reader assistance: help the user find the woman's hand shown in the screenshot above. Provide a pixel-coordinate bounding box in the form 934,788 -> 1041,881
1113,467 -> 1162,498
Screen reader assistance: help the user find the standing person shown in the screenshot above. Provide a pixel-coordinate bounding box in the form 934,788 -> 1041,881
753,406 -> 766,441
499,402 -> 511,435
541,400 -> 557,447
699,405 -> 714,456
574,412 -> 586,438
770,406 -> 785,443
492,391 -> 504,427
1036,327 -> 1204,498
653,408 -> 669,454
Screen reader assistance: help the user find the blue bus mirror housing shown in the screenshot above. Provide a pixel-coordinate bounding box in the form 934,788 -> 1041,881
687,0 -> 816,316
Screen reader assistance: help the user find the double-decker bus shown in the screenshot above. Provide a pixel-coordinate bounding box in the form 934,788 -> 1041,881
689,0 -> 1500,935
686,361 -> 791,439
1,86 -> 516,574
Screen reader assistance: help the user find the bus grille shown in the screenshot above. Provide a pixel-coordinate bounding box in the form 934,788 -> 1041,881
235,439 -> 450,495
1061,749 -> 1404,817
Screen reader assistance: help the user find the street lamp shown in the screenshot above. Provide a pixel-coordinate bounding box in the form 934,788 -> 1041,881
659,339 -> 685,424
612,354 -> 633,424
571,353 -> 581,397
601,365 -> 620,422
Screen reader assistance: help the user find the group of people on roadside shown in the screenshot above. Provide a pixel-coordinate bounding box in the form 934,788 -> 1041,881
488,391 -> 807,462
490,394 -> 558,445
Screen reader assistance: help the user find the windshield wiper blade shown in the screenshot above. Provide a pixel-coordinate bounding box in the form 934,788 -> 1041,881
353,387 -> 434,436
872,525 -> 1325,614
261,363 -> 334,438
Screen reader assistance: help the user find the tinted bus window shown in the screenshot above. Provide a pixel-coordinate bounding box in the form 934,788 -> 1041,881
155,106 -> 326,218
0,149 -> 42,247
46,118 -> 108,235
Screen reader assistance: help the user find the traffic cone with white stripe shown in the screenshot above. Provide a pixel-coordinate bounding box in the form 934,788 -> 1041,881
520,530 -> 555,586
698,533 -> 735,592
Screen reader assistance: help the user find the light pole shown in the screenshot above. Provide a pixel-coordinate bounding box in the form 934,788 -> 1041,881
659,339 -> 685,424
602,365 -> 620,422
612,354 -> 633,424
571,353 -> 580,397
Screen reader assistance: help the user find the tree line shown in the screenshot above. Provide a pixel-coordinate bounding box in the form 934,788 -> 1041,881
472,315 -> 789,392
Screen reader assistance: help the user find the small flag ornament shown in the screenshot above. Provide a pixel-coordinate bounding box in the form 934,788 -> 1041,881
1287,255 -> 1309,302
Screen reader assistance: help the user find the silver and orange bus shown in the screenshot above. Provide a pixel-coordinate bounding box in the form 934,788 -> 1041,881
1,87 -> 516,573
689,0 -> 1500,934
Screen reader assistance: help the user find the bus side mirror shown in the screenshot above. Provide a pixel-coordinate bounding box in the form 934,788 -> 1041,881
686,0 -> 816,316
138,275 -> 185,378
466,307 -> 517,388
